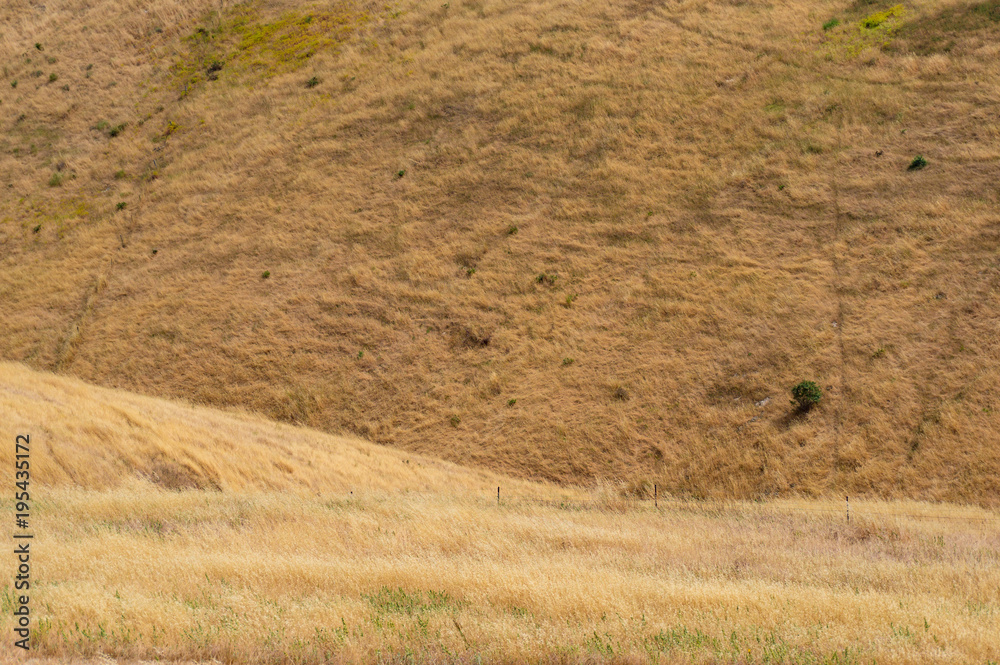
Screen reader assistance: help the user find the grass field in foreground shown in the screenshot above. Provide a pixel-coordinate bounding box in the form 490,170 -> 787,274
2,365 -> 999,664
1,487 -> 998,664
2,0 -> 1000,500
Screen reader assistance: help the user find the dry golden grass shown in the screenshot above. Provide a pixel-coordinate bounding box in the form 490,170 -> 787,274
5,486 -> 1000,665
0,361 -> 549,496
3,364 -> 1000,664
1,0 -> 999,500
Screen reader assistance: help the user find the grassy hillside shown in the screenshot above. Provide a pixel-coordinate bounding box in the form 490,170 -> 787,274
1,0 -> 999,501
1,365 -> 998,664
0,361 -> 545,494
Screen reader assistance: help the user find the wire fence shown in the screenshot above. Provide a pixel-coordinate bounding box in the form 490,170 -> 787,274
392,485 -> 1000,527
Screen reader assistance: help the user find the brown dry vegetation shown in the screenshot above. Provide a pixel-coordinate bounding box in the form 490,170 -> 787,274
1,0 -> 1000,501
2,364 -> 999,664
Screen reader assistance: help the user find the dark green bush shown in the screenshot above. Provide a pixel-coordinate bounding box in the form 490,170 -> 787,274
791,381 -> 822,411
908,155 -> 928,170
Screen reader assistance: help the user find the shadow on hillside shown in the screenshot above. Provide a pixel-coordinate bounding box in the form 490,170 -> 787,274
891,1 -> 1000,55
772,406 -> 814,430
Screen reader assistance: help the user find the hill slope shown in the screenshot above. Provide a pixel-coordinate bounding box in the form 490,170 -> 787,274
0,361 -> 541,494
1,0 -> 999,501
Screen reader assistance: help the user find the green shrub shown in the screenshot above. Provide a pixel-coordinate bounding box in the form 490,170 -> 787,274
34,43 -> 43,51
908,155 -> 928,170
114,170 -> 126,180
47,173 -> 62,187
449,414 -> 461,427
562,357 -> 574,366
506,224 -> 518,235
507,398 -> 517,407
48,73 -> 57,83
823,17 -> 840,30
10,80 -> 16,88
306,76 -> 320,88
108,123 -> 126,137
790,381 -> 822,411
396,169 -> 406,179
262,270 -> 271,279
116,202 -> 127,211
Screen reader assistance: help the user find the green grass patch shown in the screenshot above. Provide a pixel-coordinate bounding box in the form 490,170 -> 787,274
363,587 -> 458,615
862,5 -> 904,28
170,6 -> 372,92
825,4 -> 906,57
